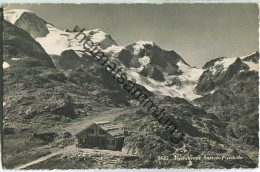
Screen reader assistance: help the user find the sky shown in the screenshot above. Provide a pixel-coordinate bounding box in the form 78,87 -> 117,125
6,3 -> 259,67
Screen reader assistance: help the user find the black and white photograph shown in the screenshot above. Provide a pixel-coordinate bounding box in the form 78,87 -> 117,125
1,3 -> 259,169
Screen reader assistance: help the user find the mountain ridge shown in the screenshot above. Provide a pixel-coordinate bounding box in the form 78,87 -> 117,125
4,9 -> 258,101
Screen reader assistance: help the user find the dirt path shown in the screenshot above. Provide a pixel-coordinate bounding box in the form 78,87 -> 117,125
14,152 -> 61,170
13,146 -> 69,170
13,107 -> 135,169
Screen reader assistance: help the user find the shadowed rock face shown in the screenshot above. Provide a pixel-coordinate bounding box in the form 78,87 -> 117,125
243,51 -> 259,63
221,58 -> 250,82
72,25 -> 82,32
117,49 -> 141,68
98,34 -> 118,49
125,42 -> 188,74
196,58 -> 251,94
202,57 -> 226,69
3,20 -> 55,68
13,12 -> 49,38
140,64 -> 165,82
51,50 -> 98,70
196,70 -> 215,93
111,42 -> 188,82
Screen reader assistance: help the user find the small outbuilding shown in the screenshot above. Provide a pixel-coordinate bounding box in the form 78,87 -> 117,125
76,121 -> 125,150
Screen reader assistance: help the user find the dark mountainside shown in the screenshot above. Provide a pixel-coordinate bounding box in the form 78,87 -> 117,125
3,20 -> 54,68
2,11 -> 259,169
193,54 -> 259,159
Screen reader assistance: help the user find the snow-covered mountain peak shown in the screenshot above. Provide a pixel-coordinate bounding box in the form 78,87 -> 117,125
205,52 -> 259,75
4,9 -> 50,38
4,9 -> 33,24
134,40 -> 155,46
103,45 -> 126,55
35,24 -> 117,55
4,9 -> 117,48
196,52 -> 258,94
132,41 -> 155,55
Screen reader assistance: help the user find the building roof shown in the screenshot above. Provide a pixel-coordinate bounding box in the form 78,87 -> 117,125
94,121 -> 125,138
76,121 -> 125,138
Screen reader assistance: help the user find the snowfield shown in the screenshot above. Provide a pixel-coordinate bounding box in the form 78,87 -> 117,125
36,24 -> 116,56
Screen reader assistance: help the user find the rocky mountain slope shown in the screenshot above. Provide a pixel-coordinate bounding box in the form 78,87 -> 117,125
193,52 -> 259,153
114,96 -> 257,168
3,20 -> 54,68
2,19 -> 142,168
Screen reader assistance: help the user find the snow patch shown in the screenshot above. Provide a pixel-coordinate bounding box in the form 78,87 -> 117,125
11,58 -> 21,61
157,61 -> 205,100
177,61 -> 204,82
138,56 -> 150,66
91,31 -> 106,44
220,57 -> 237,69
243,61 -> 259,72
3,62 -> 10,69
136,41 -> 154,45
104,45 -> 125,56
210,90 -> 215,94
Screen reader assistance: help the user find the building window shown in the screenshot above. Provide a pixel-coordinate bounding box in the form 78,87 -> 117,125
88,128 -> 94,134
112,140 -> 115,145
99,129 -> 106,135
107,139 -> 116,145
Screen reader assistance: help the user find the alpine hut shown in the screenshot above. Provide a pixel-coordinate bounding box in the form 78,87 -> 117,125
76,121 -> 125,150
